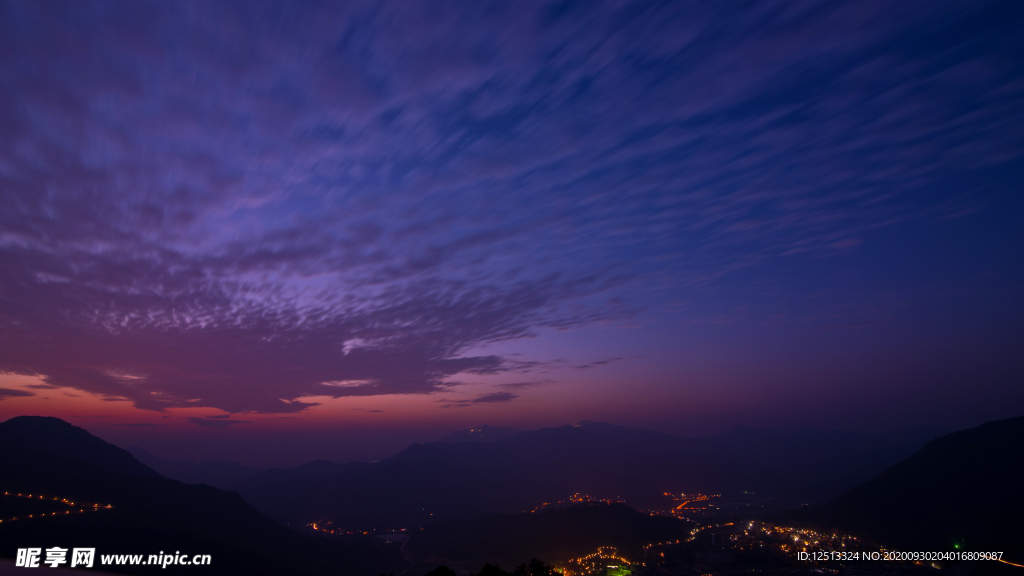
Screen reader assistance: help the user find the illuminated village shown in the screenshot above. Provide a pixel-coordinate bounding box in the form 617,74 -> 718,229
306,519 -> 412,537
626,518 -> 952,576
293,492 -> 946,576
654,492 -> 721,520
554,518 -> 942,576
530,493 -> 626,514
561,546 -> 634,576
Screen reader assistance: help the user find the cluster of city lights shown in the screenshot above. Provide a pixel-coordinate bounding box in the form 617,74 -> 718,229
648,492 -> 722,520
638,521 -> 951,573
560,546 -> 633,576
306,520 -> 412,537
529,493 -> 624,513
729,521 -> 860,554
557,519 -> 907,576
1,491 -> 113,524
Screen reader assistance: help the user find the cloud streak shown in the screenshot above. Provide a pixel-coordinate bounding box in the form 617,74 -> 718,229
185,418 -> 254,429
0,388 -> 34,400
439,392 -> 519,408
0,0 -> 1020,414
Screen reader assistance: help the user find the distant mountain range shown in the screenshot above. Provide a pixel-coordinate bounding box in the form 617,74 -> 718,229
0,417 -> 403,576
121,424 -> 517,488
229,421 -> 945,530
439,425 -> 520,444
785,415 -> 1024,559
2,415 -> 1017,575
127,446 -> 262,488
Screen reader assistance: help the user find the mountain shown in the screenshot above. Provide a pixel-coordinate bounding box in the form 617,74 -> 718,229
406,502 -> 692,569
127,447 -> 261,488
2,416 -> 161,480
0,417 -> 403,576
786,416 -> 1024,560
439,425 -> 520,443
232,421 -> 943,531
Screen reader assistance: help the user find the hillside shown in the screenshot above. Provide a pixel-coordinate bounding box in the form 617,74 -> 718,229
0,417 -> 402,576
127,446 -> 261,488
787,416 -> 1024,562
406,502 -> 692,568
232,421 -> 943,529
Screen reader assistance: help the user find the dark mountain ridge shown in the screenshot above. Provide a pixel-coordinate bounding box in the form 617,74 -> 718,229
231,420 -> 944,530
127,446 -> 262,488
4,416 -> 161,479
785,415 -> 1024,556
0,416 -> 402,576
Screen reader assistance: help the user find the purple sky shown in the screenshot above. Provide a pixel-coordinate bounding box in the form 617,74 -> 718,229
1,0 -> 1022,466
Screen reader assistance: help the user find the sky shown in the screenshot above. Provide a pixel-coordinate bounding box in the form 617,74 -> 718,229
1,0 -> 1022,467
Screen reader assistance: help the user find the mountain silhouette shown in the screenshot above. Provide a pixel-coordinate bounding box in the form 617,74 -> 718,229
786,415 -> 1024,561
3,416 -> 160,479
0,417 -> 403,575
232,421 -> 943,530
127,446 -> 261,488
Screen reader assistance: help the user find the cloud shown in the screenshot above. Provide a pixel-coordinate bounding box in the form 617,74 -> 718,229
439,392 -> 519,408
0,388 -> 33,400
0,0 -> 1020,415
496,380 -> 551,389
185,418 -> 253,428
573,357 -> 631,370
471,392 -> 518,404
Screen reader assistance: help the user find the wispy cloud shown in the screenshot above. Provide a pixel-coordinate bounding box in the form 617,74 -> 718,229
185,417 -> 253,428
0,388 -> 33,400
439,392 -> 519,408
573,357 -> 633,370
0,0 -> 1020,415
496,381 -> 551,390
